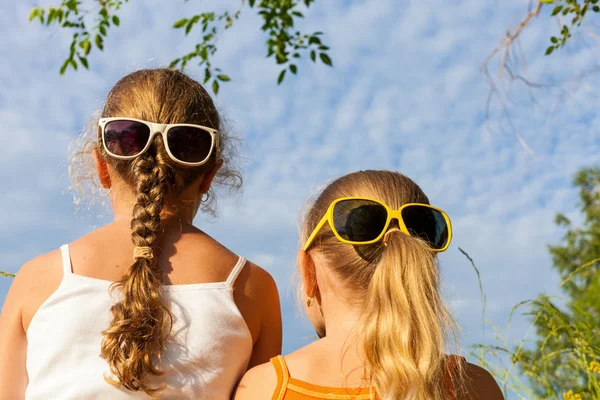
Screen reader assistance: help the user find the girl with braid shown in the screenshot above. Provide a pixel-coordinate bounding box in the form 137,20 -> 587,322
235,171 -> 503,400
0,69 -> 282,399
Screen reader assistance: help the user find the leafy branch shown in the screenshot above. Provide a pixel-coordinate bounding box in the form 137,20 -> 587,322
29,0 -> 333,94
29,0 -> 125,75
542,0 -> 600,55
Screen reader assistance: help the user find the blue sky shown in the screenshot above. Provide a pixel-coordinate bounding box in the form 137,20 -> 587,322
2,0 -> 600,396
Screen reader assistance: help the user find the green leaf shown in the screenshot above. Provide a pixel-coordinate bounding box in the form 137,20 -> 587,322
59,60 -> 69,75
81,39 -> 91,56
276,52 -> 287,64
99,25 -> 107,36
310,50 -> 316,62
78,56 -> 89,69
112,16 -> 120,26
292,11 -> 304,17
594,5 -> 600,12
204,68 -> 212,83
562,7 -> 570,15
47,9 -> 56,25
551,36 -> 558,43
95,34 -> 104,51
552,5 -> 563,15
29,8 -> 39,22
185,21 -> 194,35
55,9 -> 64,23
540,0 -> 555,3
545,45 -> 555,55
277,69 -> 286,84
212,79 -> 219,94
319,53 -> 333,66
173,18 -> 188,28
69,58 -> 78,70
290,64 -> 297,74
169,58 -> 180,68
66,0 -> 78,12
217,74 -> 230,81
249,0 -> 256,6
309,36 -> 321,45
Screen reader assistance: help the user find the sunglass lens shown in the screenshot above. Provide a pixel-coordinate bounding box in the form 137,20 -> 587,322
167,126 -> 214,164
333,200 -> 388,242
104,120 -> 150,157
400,205 -> 449,249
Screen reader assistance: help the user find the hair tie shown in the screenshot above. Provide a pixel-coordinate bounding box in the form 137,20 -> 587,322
133,246 -> 154,260
382,228 -> 402,245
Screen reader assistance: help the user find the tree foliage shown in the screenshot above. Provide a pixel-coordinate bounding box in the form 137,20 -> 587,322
28,0 -> 333,93
541,0 -> 600,55
515,167 -> 600,398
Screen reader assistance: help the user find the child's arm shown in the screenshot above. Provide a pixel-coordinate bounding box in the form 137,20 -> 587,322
0,265 -> 32,399
247,265 -> 282,369
0,251 -> 61,400
233,262 -> 283,369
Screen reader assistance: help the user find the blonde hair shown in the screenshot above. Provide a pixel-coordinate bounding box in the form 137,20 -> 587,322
300,170 -> 461,400
78,68 -> 241,395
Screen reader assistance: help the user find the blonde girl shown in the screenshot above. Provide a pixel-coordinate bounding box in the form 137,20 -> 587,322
0,69 -> 282,399
235,170 -> 503,400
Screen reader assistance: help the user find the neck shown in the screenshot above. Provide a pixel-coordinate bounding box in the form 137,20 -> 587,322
108,190 -> 198,225
320,289 -> 363,344
319,289 -> 368,383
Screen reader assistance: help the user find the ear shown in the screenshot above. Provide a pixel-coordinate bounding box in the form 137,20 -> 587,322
198,159 -> 224,194
93,149 -> 112,189
298,249 -> 319,299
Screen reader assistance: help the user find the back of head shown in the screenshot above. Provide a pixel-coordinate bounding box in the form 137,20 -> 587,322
93,68 -> 241,395
100,68 -> 236,206
301,170 -> 460,400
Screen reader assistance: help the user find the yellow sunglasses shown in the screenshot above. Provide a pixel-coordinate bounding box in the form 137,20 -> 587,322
303,197 -> 452,252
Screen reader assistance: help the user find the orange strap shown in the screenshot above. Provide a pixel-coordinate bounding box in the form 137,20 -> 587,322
270,356 -> 290,400
270,354 -> 464,400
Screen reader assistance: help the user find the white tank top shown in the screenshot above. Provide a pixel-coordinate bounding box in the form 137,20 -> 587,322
25,244 -> 253,399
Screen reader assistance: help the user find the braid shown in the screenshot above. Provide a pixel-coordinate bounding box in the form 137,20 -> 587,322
100,150 -> 173,396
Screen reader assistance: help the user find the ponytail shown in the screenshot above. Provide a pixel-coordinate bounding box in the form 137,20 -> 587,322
359,233 -> 455,400
100,149 -> 173,396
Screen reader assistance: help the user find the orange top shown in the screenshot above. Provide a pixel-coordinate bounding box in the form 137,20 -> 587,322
269,355 -> 464,400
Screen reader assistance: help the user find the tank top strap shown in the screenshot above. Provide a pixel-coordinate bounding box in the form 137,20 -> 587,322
270,355 -> 290,400
226,257 -> 247,286
60,244 -> 72,275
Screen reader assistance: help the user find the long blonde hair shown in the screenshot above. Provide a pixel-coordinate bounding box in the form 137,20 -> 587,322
89,69 -> 241,395
300,170 -> 461,400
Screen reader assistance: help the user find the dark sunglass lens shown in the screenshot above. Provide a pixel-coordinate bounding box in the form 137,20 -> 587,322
104,120 -> 150,157
167,127 -> 213,163
401,206 -> 448,249
333,200 -> 388,242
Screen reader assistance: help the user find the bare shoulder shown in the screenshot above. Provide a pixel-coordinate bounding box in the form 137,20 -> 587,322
6,249 -> 63,332
233,359 -> 278,400
457,362 -> 504,400
236,261 -> 278,296
233,260 -> 281,344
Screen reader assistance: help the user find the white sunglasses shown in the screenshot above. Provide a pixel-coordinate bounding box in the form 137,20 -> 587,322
99,117 -> 219,167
